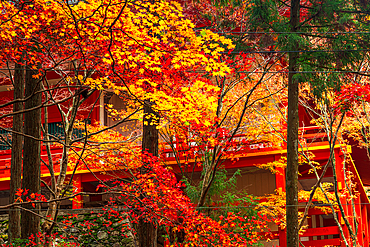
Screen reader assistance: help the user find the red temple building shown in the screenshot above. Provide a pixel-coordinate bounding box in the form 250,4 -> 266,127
0,75 -> 370,247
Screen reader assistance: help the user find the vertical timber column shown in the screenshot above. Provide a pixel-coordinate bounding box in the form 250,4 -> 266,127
275,163 -> 286,193
335,151 -> 350,245
368,205 -> 370,246
363,205 -> 369,247
73,175 -> 83,209
275,155 -> 287,247
355,196 -> 363,246
307,214 -> 313,242
21,66 -> 42,239
311,215 -> 317,241
99,92 -> 104,126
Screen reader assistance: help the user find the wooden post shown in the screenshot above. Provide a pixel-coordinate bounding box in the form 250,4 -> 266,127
276,166 -> 286,193
334,152 -> 350,246
275,156 -> 287,247
368,205 -> 370,246
311,215 -> 317,241
72,175 -> 83,209
307,214 -> 313,242
361,204 -> 368,247
355,196 -> 363,246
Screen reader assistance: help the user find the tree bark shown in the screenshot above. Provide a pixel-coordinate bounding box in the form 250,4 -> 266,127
142,101 -> 159,157
21,66 -> 42,239
9,62 -> 24,241
286,0 -> 300,246
139,100 -> 158,247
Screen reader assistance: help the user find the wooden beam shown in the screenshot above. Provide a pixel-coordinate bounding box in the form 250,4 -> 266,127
300,238 -> 340,247
301,226 -> 339,237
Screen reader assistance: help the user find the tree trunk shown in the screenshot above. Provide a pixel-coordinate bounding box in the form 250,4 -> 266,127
142,101 -> 159,157
9,62 -> 24,241
42,92 -> 81,246
286,0 -> 300,246
21,66 -> 42,239
286,0 -> 299,247
139,100 -> 158,247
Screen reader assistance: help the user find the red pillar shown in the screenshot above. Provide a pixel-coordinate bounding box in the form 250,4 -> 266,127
362,204 -> 369,247
334,150 -> 350,246
368,205 -> 370,246
355,196 -> 363,246
275,156 -> 286,247
275,167 -> 286,193
72,174 -> 83,209
307,214 -> 313,241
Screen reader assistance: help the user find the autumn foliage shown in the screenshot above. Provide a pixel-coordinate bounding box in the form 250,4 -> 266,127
3,0 -> 369,246
0,0 -> 278,245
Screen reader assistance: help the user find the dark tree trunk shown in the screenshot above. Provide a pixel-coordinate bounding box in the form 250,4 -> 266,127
139,100 -> 158,247
21,66 -> 42,239
9,62 -> 24,241
142,101 -> 159,157
286,0 -> 300,246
